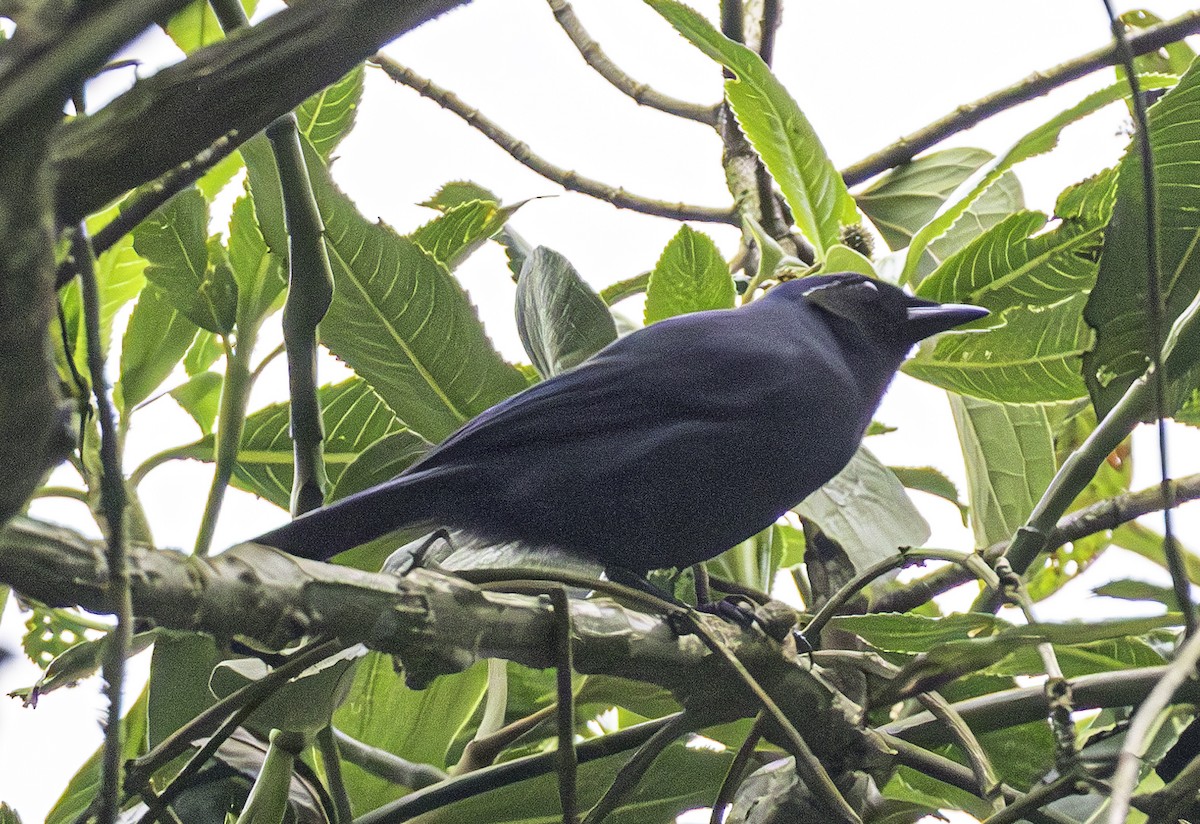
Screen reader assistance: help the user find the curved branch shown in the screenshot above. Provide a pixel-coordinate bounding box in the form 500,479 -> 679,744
545,0 -> 720,125
841,10 -> 1200,186
371,55 -> 738,225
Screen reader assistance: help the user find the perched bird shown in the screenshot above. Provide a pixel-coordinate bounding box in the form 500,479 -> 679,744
254,273 -> 986,574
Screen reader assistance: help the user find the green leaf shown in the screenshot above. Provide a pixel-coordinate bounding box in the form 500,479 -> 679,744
329,429 -> 432,501
212,651 -> 359,736
409,197 -> 519,270
1121,10 -> 1195,77
915,171 -> 1024,282
793,447 -> 930,572
334,654 -> 488,813
416,736 -> 732,824
22,608 -> 100,667
645,0 -> 855,255
420,180 -> 500,211
241,135 -> 289,261
902,74 -> 1177,285
232,378 -> 408,509
889,466 -> 968,525
169,370 -> 223,435
228,189 -> 286,329
904,293 -> 1092,403
162,0 -> 256,53
915,210 -> 1103,312
821,243 -> 875,277
297,64 -> 364,158
946,396 -> 1056,548
115,285 -> 200,414
856,147 -> 994,251
1084,59 -> 1200,417
516,246 -> 617,378
644,225 -> 734,323
58,215 -> 148,377
308,141 -> 528,441
828,612 -> 1009,654
132,188 -> 237,334
1094,578 -> 1181,610
147,632 -> 222,748
184,329 -> 223,376
196,147 -> 244,201
598,271 -> 651,306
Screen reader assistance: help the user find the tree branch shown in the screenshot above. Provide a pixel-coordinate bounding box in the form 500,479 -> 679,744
871,472 -> 1200,616
545,0 -> 720,125
840,10 -> 1200,186
371,54 -> 739,225
51,0 -> 472,225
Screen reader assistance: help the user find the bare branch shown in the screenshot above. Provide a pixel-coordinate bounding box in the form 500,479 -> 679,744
372,54 -> 738,225
841,10 -> 1200,186
545,0 -> 720,125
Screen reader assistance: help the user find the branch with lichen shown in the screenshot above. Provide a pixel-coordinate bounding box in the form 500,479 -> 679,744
841,9 -> 1200,185
371,54 -> 738,225
545,0 -> 720,124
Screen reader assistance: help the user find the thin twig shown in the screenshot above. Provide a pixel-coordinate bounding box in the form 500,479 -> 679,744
1108,628 -> 1200,823
73,224 -> 132,824
580,713 -> 690,824
545,0 -> 719,124
371,54 -> 738,225
979,773 -> 1081,824
550,586 -> 579,824
709,713 -> 765,824
758,0 -> 781,66
841,10 -> 1200,185
1099,0 -> 1194,637
316,725 -> 353,823
916,692 -> 1002,806
805,549 -> 1000,642
333,728 -> 449,789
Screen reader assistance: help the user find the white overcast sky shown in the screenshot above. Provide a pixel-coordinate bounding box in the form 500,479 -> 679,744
4,1 -> 1200,820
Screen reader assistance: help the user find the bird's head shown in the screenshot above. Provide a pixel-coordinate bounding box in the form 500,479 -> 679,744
770,273 -> 988,349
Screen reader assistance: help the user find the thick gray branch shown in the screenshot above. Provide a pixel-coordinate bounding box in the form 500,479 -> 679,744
51,0 -> 470,224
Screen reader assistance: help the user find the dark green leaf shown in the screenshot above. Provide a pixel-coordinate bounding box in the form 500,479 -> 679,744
133,187 -> 237,334
297,64 -> 364,158
212,651 -> 359,736
516,246 -> 617,378
169,370 -> 223,435
22,608 -> 99,667
646,0 -> 855,255
856,147 -> 993,251
644,225 -> 734,323
12,631 -> 154,702
115,285 -> 200,414
1084,59 -> 1200,416
308,142 -> 527,441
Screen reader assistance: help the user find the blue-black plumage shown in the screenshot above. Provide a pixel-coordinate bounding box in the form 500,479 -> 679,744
253,273 -> 987,573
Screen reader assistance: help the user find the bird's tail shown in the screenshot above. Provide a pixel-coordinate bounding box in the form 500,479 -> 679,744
250,468 -> 448,561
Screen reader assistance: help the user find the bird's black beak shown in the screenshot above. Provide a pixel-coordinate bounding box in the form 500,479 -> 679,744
904,304 -> 990,342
